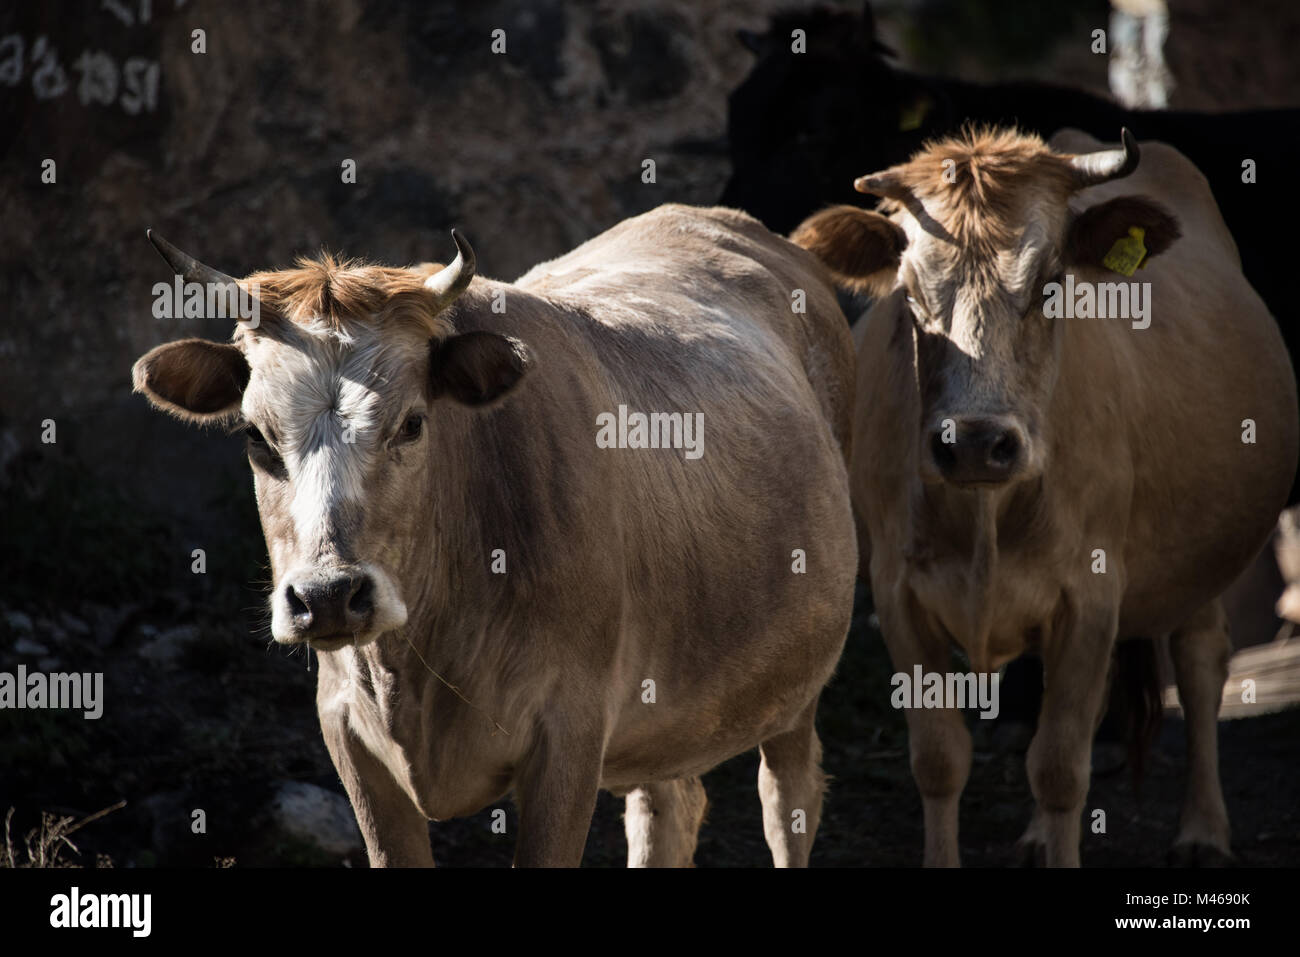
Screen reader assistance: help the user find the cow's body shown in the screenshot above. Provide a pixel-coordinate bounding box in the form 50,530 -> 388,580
796,129 -> 1297,864
133,204 -> 857,866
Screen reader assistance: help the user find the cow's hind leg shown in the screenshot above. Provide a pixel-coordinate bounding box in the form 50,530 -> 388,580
624,777 -> 708,867
1168,599 -> 1233,866
758,697 -> 826,867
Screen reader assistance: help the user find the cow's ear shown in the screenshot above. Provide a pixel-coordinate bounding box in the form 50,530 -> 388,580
429,332 -> 531,406
1065,195 -> 1181,269
132,339 -> 249,423
790,205 -> 905,296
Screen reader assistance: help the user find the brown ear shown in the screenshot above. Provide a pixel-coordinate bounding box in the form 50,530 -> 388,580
1065,195 -> 1181,268
790,205 -> 905,295
429,332 -> 531,406
132,339 -> 249,423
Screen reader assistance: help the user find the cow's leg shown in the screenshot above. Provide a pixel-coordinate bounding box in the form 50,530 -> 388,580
1024,598 -> 1118,867
878,595 -> 971,867
758,697 -> 825,867
320,721 -> 433,867
512,720 -> 603,867
624,777 -> 709,867
1168,599 -> 1232,865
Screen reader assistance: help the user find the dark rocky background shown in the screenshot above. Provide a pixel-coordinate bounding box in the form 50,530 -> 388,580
1,0 -> 1297,867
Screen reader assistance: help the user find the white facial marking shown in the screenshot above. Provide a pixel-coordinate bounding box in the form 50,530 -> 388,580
244,322 -> 424,647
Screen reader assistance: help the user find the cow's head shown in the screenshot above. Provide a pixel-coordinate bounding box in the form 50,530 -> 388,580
792,127 -> 1180,488
132,232 -> 531,650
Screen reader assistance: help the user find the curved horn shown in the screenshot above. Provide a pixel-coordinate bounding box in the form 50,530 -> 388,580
854,169 -> 910,201
424,229 -> 476,309
148,229 -> 261,326
147,229 -> 241,288
1068,128 -> 1140,189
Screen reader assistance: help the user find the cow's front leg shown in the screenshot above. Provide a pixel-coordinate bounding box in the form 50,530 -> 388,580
1026,594 -> 1118,867
512,719 -> 603,867
878,590 -> 971,867
320,716 -> 434,867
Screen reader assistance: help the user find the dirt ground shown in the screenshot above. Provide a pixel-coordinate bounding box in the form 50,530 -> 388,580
4,550 -> 1296,868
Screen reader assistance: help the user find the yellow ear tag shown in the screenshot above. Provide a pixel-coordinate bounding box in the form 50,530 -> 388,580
1102,226 -> 1147,276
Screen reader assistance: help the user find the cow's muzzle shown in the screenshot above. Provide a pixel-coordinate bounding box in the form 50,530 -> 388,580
271,563 -> 408,647
926,415 -> 1031,487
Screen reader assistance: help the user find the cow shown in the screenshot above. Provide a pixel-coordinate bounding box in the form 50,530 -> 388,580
728,1 -> 1300,767
792,127 -> 1298,865
130,203 -> 858,867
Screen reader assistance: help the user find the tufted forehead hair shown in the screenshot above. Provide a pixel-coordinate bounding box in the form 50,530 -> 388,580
878,126 -> 1077,254
236,252 -> 457,345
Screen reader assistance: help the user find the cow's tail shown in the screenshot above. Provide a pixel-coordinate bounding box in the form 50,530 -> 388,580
1116,638 -> 1163,795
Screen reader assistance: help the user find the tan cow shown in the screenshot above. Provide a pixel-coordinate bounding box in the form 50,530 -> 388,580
131,204 -> 857,867
793,128 -> 1297,866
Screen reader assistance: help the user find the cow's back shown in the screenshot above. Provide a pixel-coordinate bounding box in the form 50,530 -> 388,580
516,204 -> 855,456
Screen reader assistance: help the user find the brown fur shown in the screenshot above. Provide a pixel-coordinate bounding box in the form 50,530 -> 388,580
874,127 -> 1078,252
789,205 -> 906,297
243,254 -> 449,335
798,127 -> 1297,866
130,204 -> 859,868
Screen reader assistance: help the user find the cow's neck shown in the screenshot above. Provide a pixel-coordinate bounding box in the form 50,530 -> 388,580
906,476 -> 1054,671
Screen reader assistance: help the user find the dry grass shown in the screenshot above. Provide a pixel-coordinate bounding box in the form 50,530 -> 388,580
1,801 -> 125,869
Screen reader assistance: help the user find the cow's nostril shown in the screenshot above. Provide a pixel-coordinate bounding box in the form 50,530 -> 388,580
286,585 -> 311,624
931,431 -> 957,473
989,431 -> 1020,466
348,577 -> 375,618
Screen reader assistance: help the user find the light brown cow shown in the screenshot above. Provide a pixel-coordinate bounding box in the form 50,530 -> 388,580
131,203 -> 857,867
793,128 -> 1298,866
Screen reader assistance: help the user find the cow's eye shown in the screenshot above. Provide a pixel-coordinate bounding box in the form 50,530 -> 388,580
395,413 -> 424,445
244,424 -> 284,470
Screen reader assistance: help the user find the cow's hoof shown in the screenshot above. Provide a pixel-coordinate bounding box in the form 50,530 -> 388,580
1168,842 -> 1234,868
1013,839 -> 1047,867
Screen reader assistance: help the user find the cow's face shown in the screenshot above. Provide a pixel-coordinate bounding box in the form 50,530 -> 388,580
132,234 -> 531,650
792,128 -> 1179,489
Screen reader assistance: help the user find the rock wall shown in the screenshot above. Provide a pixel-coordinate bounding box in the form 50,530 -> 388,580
0,0 -> 790,499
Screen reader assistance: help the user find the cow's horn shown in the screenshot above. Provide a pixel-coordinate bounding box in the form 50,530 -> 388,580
425,229 -> 476,309
148,229 -> 261,325
1068,128 -> 1140,189
148,229 -> 242,288
854,169 -> 910,201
